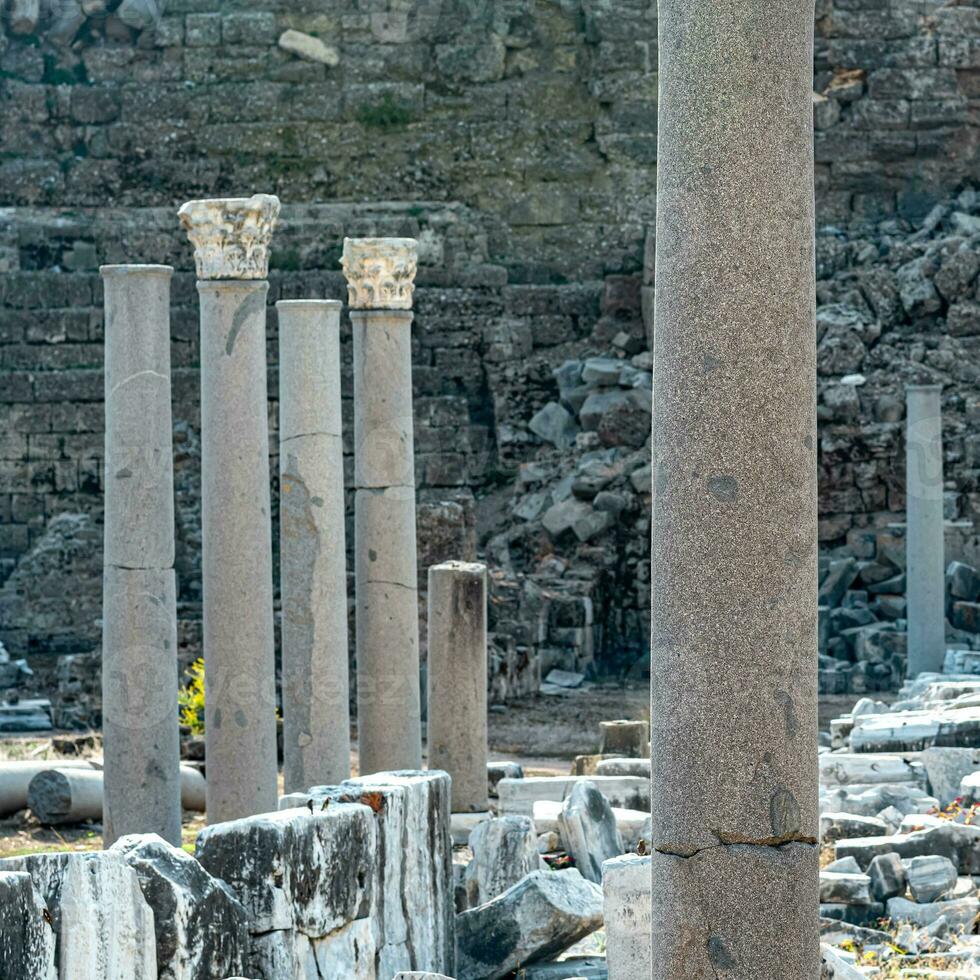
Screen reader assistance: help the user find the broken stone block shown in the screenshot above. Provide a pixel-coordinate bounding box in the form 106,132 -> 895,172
596,718 -> 649,759
277,29 -> 340,66
906,854 -> 958,903
819,783 -> 938,818
818,752 -> 925,787
824,856 -> 862,874
496,775 -> 649,816
819,558 -> 860,608
602,853 -> 650,980
308,771 -> 455,978
921,746 -> 980,806
951,601 -> 980,633
528,402 -> 578,449
487,762 -> 523,799
195,804 -> 375,937
961,770 -> 980,805
886,895 -> 980,930
836,823 -> 980,874
820,812 -> 888,843
867,852 -> 906,902
115,0 -> 163,29
820,943 -> 865,979
558,780 -> 623,883
0,851 -> 156,979
0,871 -> 55,980
464,815 -> 539,907
110,833 -> 251,980
946,560 -> 980,601
818,871 -> 871,905
580,357 -> 623,385
455,869 -> 602,980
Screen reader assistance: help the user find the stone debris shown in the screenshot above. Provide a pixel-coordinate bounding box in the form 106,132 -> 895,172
0,871 -> 56,980
277,29 -> 339,66
601,854 -> 650,980
454,868 -> 603,980
557,780 -> 623,884
464,815 -> 540,907
868,852 -> 907,903
0,851 -> 156,979
495,775 -> 649,816
110,833 -> 251,980
905,854 -> 959,904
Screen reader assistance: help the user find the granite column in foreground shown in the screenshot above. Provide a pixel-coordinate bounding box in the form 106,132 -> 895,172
427,561 -> 488,814
179,194 -> 280,823
101,264 -> 181,846
277,299 -> 351,792
342,237 -> 423,775
651,2 -> 819,976
906,384 -> 946,676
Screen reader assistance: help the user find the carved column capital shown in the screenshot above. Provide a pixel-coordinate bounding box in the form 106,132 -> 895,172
178,194 -> 280,280
341,237 -> 418,310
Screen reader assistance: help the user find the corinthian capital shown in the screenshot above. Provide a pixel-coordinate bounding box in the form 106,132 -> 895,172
178,194 -> 281,280
341,237 -> 418,310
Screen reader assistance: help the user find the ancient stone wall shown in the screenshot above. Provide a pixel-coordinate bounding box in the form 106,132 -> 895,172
1,0 -> 979,702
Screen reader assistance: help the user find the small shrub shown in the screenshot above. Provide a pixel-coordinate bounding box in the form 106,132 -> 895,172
356,94 -> 414,129
178,658 -> 206,735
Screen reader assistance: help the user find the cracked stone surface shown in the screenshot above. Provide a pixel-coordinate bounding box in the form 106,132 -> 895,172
651,842 -> 819,978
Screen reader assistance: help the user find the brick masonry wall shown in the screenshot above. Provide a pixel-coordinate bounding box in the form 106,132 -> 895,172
0,0 -> 979,700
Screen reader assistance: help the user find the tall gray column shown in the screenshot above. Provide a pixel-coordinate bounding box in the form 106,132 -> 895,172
341,237 -> 423,775
101,264 -> 181,847
277,299 -> 351,792
427,561 -> 488,814
651,3 -> 819,977
178,195 -> 281,823
906,384 -> 946,676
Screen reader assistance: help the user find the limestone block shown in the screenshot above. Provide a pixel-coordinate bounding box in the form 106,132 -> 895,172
819,752 -> 925,787
178,195 -> 280,280
601,853 -> 651,980
110,833 -> 251,980
464,815 -> 538,907
195,804 -> 375,937
821,944 -> 865,980
342,237 -> 418,310
6,0 -> 40,33
868,852 -> 906,901
594,757 -> 649,777
906,854 -> 958,903
820,812 -> 888,843
0,851 -> 156,979
836,823 -> 980,874
487,761 -> 523,798
818,871 -> 872,905
0,871 -> 55,980
116,0 -> 163,30
819,782 -> 938,818
311,771 -> 454,977
886,895 -> 980,930
455,869 -> 602,980
277,29 -> 339,66
495,775 -> 649,816
558,780 -> 624,883
650,843 -> 819,978
921,747 -> 980,806
250,918 -> 375,980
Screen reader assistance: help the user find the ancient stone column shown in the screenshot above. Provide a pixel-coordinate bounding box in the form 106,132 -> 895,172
427,561 -> 488,813
651,2 -> 819,977
277,299 -> 351,792
906,384 -> 946,676
101,264 -> 181,847
178,195 -> 280,823
341,237 -> 423,775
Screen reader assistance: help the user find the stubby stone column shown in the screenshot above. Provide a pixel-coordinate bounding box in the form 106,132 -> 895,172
101,264 -> 181,847
651,2 -> 819,977
342,237 -> 423,775
277,299 -> 351,792
427,561 -> 488,814
178,194 -> 280,823
906,384 -> 946,676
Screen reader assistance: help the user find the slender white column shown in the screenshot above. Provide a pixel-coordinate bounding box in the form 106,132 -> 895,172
101,264 -> 181,846
427,561 -> 488,813
277,299 -> 351,792
178,195 -> 280,823
906,384 -> 946,676
651,2 -> 819,975
342,237 -> 423,775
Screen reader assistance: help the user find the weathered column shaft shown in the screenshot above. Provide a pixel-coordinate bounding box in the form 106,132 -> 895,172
277,299 -> 351,792
651,2 -> 819,976
427,561 -> 488,814
906,384 -> 945,676
180,195 -> 281,823
343,237 -> 422,775
101,265 -> 181,847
